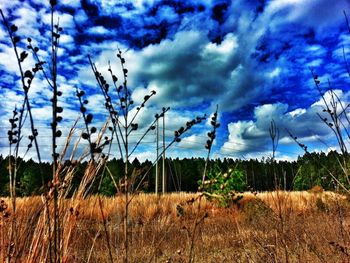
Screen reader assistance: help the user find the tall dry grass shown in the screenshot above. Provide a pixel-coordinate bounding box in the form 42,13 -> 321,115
1,191 -> 350,262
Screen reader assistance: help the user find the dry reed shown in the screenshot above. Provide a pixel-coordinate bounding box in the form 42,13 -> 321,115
1,191 -> 349,262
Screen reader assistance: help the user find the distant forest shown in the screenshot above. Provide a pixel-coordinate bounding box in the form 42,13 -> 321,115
0,151 -> 348,196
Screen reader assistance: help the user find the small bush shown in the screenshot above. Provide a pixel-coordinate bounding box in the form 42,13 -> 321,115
200,164 -> 246,207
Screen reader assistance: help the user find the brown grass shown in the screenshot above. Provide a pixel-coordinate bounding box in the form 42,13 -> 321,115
1,191 -> 350,262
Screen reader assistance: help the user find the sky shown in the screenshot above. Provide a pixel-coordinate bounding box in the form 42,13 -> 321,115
0,0 -> 350,162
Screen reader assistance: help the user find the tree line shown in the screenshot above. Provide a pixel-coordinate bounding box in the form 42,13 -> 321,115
0,150 -> 348,196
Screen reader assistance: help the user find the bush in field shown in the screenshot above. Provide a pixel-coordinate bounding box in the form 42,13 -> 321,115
199,164 -> 246,206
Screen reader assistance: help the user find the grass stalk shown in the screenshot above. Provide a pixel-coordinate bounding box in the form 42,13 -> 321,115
98,196 -> 114,263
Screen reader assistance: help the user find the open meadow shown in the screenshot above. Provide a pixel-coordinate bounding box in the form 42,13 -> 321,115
1,1 -> 350,262
1,190 -> 350,262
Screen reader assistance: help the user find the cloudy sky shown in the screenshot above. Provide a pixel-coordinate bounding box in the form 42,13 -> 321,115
0,0 -> 350,162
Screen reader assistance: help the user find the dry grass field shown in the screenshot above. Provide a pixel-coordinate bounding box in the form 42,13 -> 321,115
1,191 -> 350,262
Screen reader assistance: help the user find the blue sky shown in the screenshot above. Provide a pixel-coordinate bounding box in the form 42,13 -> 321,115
0,0 -> 350,162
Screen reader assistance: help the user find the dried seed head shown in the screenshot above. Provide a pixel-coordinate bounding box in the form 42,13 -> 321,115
3,211 -> 10,218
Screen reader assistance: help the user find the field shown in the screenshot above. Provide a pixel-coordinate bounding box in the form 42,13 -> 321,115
1,191 -> 350,262
2,0 -> 350,262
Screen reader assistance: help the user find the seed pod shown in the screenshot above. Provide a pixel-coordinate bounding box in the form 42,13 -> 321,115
82,133 -> 89,140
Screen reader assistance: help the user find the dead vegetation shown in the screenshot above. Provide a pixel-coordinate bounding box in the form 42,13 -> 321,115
1,191 -> 349,262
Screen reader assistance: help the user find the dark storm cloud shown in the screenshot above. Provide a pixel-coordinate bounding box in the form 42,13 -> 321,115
76,0 -> 211,49
211,0 -> 230,25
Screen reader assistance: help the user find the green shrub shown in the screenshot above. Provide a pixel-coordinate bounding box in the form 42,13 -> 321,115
199,164 -> 246,207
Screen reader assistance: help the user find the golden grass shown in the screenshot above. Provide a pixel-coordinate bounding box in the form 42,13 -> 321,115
254,190 -> 346,213
1,191 -> 350,262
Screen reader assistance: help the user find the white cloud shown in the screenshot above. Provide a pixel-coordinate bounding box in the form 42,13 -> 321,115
31,105 -> 52,121
60,0 -> 81,8
267,68 -> 281,78
219,90 -> 349,158
0,44 -> 37,74
289,108 -> 306,117
266,0 -> 350,31
306,58 -> 323,67
133,0 -> 157,9
74,9 -> 88,24
60,34 -> 74,44
13,5 -> 38,30
178,133 -> 208,152
204,33 -> 238,55
104,29 -> 263,111
87,26 -> 110,35
42,12 -> 75,29
311,89 -> 345,107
